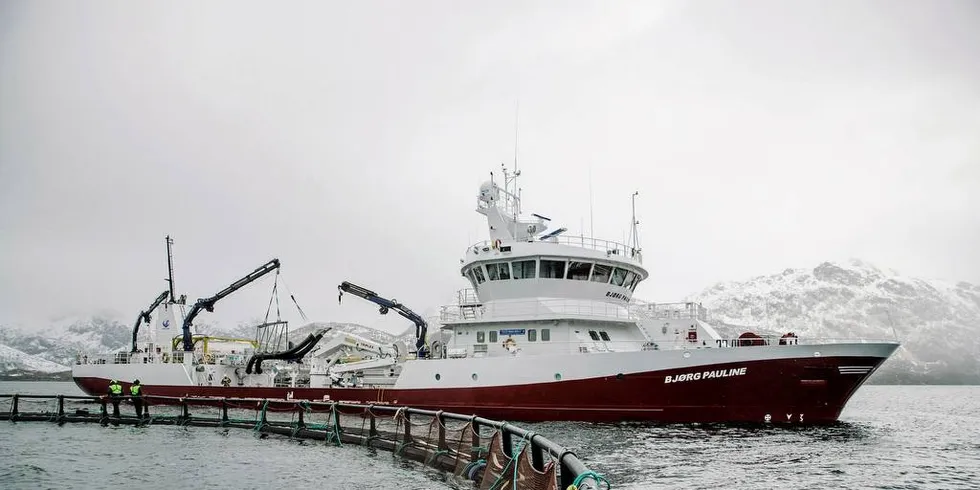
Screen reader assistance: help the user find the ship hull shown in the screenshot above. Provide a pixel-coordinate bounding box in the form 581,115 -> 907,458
72,343 -> 897,424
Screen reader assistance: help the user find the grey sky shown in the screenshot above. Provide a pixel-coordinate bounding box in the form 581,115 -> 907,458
2,0 -> 978,334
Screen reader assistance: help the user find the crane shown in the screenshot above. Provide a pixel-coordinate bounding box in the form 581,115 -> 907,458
130,290 -> 171,353
337,281 -> 429,357
180,259 -> 281,351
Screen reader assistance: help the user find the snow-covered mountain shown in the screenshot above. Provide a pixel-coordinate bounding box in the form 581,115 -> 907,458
689,259 -> 980,384
0,343 -> 70,373
0,315 -> 131,368
3,259 -> 977,383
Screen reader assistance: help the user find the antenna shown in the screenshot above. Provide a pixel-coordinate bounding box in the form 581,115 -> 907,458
512,100 -> 522,217
589,164 -> 594,239
165,235 -> 176,302
513,99 -> 519,176
628,191 -> 640,253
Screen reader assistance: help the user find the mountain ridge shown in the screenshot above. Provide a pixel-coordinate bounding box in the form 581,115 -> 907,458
3,258 -> 977,383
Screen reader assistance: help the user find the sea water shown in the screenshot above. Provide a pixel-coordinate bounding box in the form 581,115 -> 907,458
1,382 -> 977,489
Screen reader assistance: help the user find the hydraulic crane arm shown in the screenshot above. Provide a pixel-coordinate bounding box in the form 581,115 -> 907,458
130,290 -> 171,353
337,281 -> 428,356
181,258 -> 281,351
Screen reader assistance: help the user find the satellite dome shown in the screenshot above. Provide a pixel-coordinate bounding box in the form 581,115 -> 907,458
478,181 -> 499,203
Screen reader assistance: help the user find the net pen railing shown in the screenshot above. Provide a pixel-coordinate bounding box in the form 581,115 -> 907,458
0,394 -> 609,490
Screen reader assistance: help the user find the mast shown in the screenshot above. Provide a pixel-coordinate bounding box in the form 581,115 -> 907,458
165,235 -> 176,302
629,191 -> 640,253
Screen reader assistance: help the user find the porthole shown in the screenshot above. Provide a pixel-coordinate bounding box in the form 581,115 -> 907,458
683,351 -> 691,359
554,373 -> 562,381
472,373 -> 479,381
435,373 -> 441,380
616,373 -> 624,380
813,351 -> 821,357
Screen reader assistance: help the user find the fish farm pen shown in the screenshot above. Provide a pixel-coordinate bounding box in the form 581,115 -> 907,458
0,393 -> 610,490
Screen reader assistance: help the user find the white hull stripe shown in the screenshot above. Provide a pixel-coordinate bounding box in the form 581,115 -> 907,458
838,366 -> 873,375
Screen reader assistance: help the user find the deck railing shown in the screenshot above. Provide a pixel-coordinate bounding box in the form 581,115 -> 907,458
0,394 -> 609,490
468,235 -> 642,262
440,297 -> 709,323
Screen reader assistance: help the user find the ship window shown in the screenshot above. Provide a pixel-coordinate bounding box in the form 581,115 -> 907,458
511,259 -> 537,279
611,268 -> 628,286
599,331 -> 611,341
630,277 -> 640,292
567,261 -> 593,281
485,262 -> 510,280
622,270 -> 636,289
528,329 -> 537,341
588,330 -> 600,341
472,267 -> 486,284
477,331 -> 485,343
540,260 -> 566,279
489,331 -> 498,343
542,329 -> 550,341
591,264 -> 612,283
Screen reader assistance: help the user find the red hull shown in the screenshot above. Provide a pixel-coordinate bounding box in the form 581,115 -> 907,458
74,355 -> 884,424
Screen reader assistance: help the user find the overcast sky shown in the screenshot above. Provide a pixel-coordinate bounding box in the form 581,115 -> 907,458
2,0 -> 978,334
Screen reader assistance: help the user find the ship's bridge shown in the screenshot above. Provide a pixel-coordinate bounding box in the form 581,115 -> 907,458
460,168 -> 648,304
460,236 -> 648,303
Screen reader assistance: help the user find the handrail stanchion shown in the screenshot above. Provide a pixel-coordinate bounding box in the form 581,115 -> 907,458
403,410 -> 412,444
11,394 -> 18,420
368,405 -> 378,440
57,395 -> 65,421
99,397 -> 108,425
502,424 -> 513,456
436,410 -> 447,451
221,399 -> 229,425
471,416 -> 481,461
530,437 -> 545,471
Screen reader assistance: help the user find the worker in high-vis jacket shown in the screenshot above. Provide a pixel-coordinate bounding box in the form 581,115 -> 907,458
107,379 -> 123,417
130,379 -> 145,418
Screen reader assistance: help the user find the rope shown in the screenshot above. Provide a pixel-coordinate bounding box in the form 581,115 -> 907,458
571,470 -> 612,490
253,399 -> 269,432
264,273 -> 281,324
325,404 -> 342,446
485,431 -> 530,490
279,274 -> 309,322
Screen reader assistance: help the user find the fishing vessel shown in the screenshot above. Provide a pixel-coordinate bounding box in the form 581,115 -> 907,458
73,166 -> 900,423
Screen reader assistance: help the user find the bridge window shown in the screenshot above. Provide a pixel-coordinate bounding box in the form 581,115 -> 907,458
567,261 -> 592,281
588,330 -> 600,341
472,267 -> 486,284
489,331 -> 498,343
485,262 -> 510,280
542,329 -> 551,341
540,260 -> 566,279
599,331 -> 611,341
623,271 -> 636,289
591,264 -> 612,283
477,331 -> 485,343
528,329 -> 537,341
511,259 -> 537,279
611,268 -> 628,286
